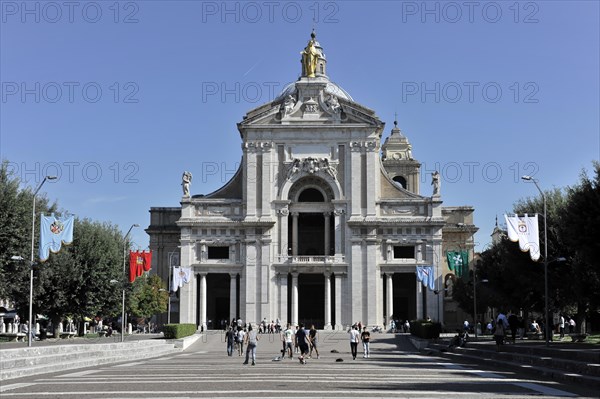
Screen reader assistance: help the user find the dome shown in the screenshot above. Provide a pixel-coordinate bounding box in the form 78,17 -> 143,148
275,81 -> 354,102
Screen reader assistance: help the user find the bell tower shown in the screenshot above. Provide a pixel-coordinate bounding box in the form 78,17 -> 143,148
381,117 -> 421,194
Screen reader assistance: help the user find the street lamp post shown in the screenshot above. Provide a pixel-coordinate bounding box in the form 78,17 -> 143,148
166,252 -> 178,325
121,224 -> 139,342
28,175 -> 57,347
522,175 -> 550,347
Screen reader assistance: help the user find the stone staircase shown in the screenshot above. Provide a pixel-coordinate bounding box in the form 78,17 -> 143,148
425,339 -> 600,388
0,339 -> 181,381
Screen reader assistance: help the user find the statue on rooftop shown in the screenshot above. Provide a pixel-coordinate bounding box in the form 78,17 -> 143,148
301,35 -> 320,78
182,171 -> 192,197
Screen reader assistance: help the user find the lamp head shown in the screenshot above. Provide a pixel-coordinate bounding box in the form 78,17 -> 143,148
46,176 -> 58,180
521,175 -> 532,181
11,255 -> 25,261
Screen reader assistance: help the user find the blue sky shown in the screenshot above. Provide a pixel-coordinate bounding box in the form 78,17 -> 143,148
1,1 -> 599,251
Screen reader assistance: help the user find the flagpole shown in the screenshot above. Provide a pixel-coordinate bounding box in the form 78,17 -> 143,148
28,175 -> 57,347
122,224 -> 139,343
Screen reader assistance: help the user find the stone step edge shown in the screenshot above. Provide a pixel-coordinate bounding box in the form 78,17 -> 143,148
427,343 -> 600,378
0,339 -> 173,358
0,346 -> 181,381
434,338 -> 600,362
425,346 -> 600,389
1,343 -> 177,369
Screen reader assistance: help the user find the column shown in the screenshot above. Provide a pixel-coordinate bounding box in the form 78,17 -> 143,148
416,278 -> 424,320
324,272 -> 332,329
334,273 -> 343,330
279,208 -> 289,257
229,273 -> 237,323
199,273 -> 207,331
386,273 -> 394,329
292,212 -> 299,255
291,272 -> 299,325
280,273 -> 288,325
324,212 -> 330,256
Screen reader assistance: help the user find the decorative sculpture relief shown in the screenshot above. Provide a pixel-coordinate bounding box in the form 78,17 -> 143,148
277,207 -> 290,216
333,208 -> 345,216
282,94 -> 297,115
286,157 -> 337,180
325,94 -> 341,115
182,171 -> 192,197
304,97 -> 319,113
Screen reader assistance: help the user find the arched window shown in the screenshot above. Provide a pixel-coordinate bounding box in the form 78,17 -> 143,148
393,175 -> 407,190
298,188 -> 324,202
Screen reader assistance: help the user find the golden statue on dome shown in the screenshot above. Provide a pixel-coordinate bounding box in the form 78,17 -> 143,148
301,31 -> 320,78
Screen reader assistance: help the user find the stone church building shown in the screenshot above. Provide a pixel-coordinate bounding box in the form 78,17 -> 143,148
147,32 -> 477,330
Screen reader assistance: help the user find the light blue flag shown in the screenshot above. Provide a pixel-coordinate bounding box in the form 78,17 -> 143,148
416,266 -> 435,291
39,214 -> 74,262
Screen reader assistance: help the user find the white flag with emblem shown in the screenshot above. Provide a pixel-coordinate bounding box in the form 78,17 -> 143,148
504,214 -> 540,261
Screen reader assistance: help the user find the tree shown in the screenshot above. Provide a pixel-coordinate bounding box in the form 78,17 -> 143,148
452,187 -> 570,319
560,162 -> 600,331
128,274 -> 168,320
0,160 -> 129,335
34,218 -> 125,333
453,163 -> 600,333
0,161 -> 56,316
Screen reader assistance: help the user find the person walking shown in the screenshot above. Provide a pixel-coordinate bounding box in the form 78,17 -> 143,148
349,325 -> 360,360
559,314 -> 565,339
243,323 -> 259,365
295,323 -> 310,364
282,323 -> 294,359
361,326 -> 371,358
308,324 -> 319,359
494,312 -> 508,351
236,327 -> 246,356
225,327 -> 235,356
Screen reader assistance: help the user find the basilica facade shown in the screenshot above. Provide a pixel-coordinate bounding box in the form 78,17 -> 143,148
147,33 -> 477,330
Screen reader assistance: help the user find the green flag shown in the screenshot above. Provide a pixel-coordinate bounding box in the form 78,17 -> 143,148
446,251 -> 469,278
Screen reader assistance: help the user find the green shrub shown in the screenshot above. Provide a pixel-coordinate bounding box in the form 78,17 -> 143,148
410,319 -> 442,339
163,323 -> 197,339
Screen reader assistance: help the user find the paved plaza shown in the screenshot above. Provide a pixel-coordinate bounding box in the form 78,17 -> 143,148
1,331 -> 597,398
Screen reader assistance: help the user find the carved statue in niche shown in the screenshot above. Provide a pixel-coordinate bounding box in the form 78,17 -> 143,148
444,273 -> 455,297
182,171 -> 192,196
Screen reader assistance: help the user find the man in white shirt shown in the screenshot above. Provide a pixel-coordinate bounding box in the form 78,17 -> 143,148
282,323 -> 294,359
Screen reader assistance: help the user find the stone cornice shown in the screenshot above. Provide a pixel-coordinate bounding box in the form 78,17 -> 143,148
176,218 -> 276,228
346,218 -> 446,226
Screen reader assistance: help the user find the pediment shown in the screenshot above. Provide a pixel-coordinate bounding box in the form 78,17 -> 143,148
239,83 -> 382,128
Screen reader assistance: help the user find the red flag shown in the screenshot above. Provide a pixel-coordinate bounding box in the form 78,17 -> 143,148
129,251 -> 145,282
142,250 -> 152,272
129,250 -> 152,282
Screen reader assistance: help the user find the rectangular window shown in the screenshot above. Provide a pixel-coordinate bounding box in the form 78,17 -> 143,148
393,246 -> 415,259
207,246 -> 229,259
